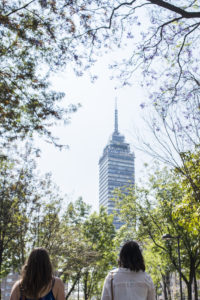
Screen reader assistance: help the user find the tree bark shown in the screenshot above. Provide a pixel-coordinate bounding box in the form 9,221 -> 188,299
0,249 -> 2,300
84,271 -> 89,300
166,272 -> 172,300
147,0 -> 200,18
65,274 -> 80,300
162,274 -> 168,300
193,265 -> 198,300
186,281 -> 192,300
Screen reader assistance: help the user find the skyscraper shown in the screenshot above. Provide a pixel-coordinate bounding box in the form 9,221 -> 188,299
99,103 -> 135,229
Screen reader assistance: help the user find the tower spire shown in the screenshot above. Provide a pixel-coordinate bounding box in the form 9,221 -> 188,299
114,97 -> 118,134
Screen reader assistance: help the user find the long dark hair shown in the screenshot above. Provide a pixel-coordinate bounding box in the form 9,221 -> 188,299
21,248 -> 53,298
119,241 -> 145,272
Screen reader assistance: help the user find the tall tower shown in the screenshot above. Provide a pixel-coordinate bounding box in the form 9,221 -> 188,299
99,102 -> 135,229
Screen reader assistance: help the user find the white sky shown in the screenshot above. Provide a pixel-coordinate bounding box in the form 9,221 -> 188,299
36,54 -> 153,212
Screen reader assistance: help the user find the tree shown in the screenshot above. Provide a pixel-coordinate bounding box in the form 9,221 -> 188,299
82,207 -> 117,300
172,150 -> 200,234
0,0 -> 83,143
54,200 -> 116,300
27,196 -> 99,300
0,143 -> 67,300
0,146 -> 37,277
71,0 -> 200,107
143,241 -> 170,300
0,145 -> 41,299
116,165 -> 200,300
134,93 -> 200,231
28,193 -> 63,256
59,226 -> 100,300
2,1 -> 200,145
55,198 -> 99,299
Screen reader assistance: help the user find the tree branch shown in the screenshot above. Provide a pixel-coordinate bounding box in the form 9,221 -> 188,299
172,22 -> 200,101
5,0 -> 37,17
147,0 -> 200,18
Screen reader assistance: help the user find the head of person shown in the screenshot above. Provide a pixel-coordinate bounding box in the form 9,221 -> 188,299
118,241 -> 145,272
21,248 -> 53,298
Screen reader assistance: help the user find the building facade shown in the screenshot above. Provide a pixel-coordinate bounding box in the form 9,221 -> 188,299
99,105 -> 135,229
1,272 -> 19,300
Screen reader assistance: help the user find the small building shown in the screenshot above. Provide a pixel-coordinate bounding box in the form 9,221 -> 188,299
1,272 -> 19,300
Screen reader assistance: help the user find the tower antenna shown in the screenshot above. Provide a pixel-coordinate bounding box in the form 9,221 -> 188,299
114,97 -> 118,134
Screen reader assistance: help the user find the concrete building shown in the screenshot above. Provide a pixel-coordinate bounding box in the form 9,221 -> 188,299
1,272 -> 19,300
99,103 -> 135,229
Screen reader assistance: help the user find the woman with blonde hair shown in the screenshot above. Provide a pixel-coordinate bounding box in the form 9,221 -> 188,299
10,248 -> 65,300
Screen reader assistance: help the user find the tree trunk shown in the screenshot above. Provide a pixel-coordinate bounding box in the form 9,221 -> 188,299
166,272 -> 172,300
65,274 -> 80,300
84,272 -> 89,300
20,226 -> 25,265
190,260 -> 198,300
0,250 -> 2,300
193,270 -> 198,300
186,281 -> 192,300
162,274 -> 168,300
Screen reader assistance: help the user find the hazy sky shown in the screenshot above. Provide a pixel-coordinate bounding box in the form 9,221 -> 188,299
36,54 -> 152,211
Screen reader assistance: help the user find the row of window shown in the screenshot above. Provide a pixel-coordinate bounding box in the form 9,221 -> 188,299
100,151 -> 134,163
108,153 -> 134,160
99,160 -> 134,177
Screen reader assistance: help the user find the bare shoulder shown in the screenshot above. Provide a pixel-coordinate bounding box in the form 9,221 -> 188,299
54,277 -> 64,288
10,280 -> 21,300
11,280 -> 21,292
52,277 -> 65,300
54,277 -> 64,284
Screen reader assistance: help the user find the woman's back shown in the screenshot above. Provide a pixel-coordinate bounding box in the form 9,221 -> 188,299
101,241 -> 155,300
101,268 -> 155,300
10,277 -> 65,300
9,248 -> 65,300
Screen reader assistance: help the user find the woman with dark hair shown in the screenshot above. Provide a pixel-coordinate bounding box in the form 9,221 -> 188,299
101,241 -> 155,300
10,248 -> 65,300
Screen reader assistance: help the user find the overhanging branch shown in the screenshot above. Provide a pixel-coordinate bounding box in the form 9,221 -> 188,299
5,0 -> 36,17
147,0 -> 200,18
